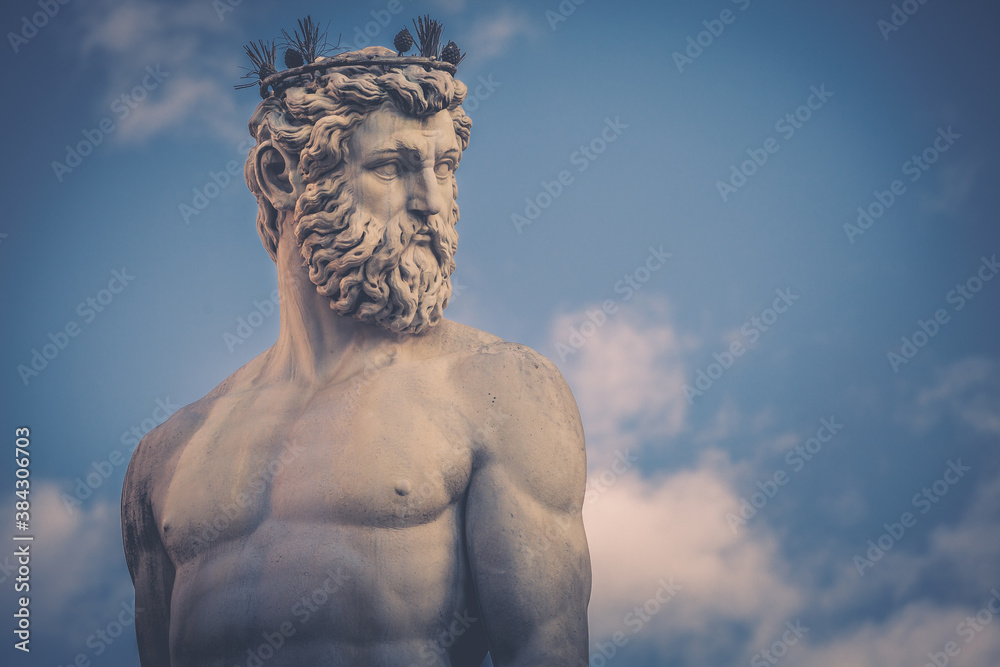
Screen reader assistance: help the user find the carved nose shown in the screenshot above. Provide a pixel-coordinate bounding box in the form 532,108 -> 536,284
408,167 -> 443,217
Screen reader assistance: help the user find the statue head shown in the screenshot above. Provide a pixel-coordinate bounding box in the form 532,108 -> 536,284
244,45 -> 473,334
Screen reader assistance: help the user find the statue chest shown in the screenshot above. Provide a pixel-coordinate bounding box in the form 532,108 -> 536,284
156,381 -> 473,565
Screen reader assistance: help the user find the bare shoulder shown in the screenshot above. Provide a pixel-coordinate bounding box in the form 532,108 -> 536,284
122,398 -> 205,514
123,352 -> 268,502
433,319 -> 576,396
435,320 -> 587,509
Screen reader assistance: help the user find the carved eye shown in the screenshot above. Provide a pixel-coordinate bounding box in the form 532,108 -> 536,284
373,162 -> 399,178
434,161 -> 453,178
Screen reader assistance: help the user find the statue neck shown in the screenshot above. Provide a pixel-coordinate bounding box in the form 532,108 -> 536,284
268,218 -> 403,385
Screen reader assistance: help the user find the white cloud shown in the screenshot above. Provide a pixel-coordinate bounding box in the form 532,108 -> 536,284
3,482 -> 134,654
916,357 -> 993,405
116,75 -> 242,145
581,449 -> 1000,665
903,357 -> 1000,436
546,294 -> 1000,664
921,473 -> 1000,593
551,295 -> 697,468
457,6 -> 538,64
76,0 -> 243,146
799,603 -> 1000,667
584,458 -> 801,647
80,0 -> 226,56
427,0 -> 467,12
81,3 -> 160,53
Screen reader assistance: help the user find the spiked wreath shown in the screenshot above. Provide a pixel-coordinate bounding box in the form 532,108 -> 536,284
237,15 -> 465,98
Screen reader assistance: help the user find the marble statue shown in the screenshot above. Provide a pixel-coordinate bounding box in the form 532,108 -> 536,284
122,19 -> 591,667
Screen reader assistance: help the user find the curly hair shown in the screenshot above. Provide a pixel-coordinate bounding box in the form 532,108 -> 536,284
244,46 -> 472,262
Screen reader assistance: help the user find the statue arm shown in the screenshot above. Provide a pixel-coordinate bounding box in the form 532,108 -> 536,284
465,345 -> 591,666
122,432 -> 175,667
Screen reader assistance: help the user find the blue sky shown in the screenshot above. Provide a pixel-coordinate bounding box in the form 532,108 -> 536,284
2,0 -> 1000,665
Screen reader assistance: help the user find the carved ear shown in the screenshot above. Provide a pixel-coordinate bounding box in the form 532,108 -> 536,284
255,141 -> 300,211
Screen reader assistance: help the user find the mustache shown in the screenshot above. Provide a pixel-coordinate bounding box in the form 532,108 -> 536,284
294,173 -> 458,266
320,212 -> 455,283
408,214 -> 457,267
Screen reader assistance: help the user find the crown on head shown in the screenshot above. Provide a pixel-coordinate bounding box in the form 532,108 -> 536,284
237,15 -> 467,100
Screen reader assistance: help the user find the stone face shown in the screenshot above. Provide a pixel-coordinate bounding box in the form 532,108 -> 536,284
122,49 -> 591,666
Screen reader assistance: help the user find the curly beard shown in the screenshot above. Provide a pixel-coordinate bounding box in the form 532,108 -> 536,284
292,169 -> 459,334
